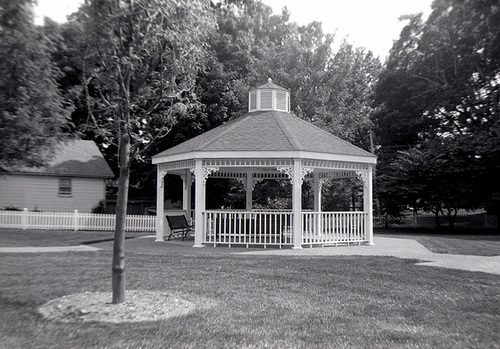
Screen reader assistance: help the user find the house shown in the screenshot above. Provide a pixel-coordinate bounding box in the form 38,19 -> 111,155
0,139 -> 114,213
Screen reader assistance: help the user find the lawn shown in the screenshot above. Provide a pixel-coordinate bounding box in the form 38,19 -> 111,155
0,229 -> 499,349
376,228 -> 500,256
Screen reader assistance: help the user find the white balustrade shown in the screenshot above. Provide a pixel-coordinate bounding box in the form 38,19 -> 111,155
302,212 -> 367,246
202,210 -> 368,247
203,211 -> 293,248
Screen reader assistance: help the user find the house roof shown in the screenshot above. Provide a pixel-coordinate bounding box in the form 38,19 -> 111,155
9,139 -> 114,178
153,110 -> 375,160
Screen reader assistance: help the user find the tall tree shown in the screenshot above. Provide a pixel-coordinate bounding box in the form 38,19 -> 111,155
373,0 -> 500,220
0,0 -> 71,172
76,0 -> 214,303
54,0 -> 380,209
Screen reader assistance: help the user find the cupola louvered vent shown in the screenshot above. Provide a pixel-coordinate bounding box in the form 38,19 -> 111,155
248,78 -> 290,113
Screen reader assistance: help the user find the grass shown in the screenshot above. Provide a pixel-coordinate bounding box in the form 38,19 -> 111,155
375,228 -> 500,256
0,229 -> 148,247
0,229 -> 499,348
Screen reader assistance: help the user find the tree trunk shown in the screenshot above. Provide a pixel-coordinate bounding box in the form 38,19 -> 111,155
112,122 -> 131,304
434,207 -> 441,229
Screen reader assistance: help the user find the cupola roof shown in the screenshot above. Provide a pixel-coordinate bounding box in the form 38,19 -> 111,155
248,78 -> 290,113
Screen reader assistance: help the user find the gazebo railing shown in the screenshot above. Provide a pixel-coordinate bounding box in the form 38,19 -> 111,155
302,212 -> 367,246
203,211 -> 293,248
202,210 -> 367,247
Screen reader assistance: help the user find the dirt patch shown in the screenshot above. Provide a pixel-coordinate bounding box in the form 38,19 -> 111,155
39,290 -> 215,323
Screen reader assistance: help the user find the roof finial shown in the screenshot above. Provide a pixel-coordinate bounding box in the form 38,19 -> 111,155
268,77 -> 272,83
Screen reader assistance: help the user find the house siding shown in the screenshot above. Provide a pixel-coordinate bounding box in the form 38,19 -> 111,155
0,174 -> 106,213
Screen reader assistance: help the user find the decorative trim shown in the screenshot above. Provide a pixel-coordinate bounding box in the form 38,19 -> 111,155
355,170 -> 368,186
208,171 -> 247,179
203,167 -> 219,184
319,171 -> 357,179
204,159 -> 293,168
301,167 -> 314,182
319,178 -> 328,190
158,168 -> 168,188
277,166 -> 313,185
253,172 -> 288,179
276,166 -> 294,184
157,160 -> 196,171
303,159 -> 368,171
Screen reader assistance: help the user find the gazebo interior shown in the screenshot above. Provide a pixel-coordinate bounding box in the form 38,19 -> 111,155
152,79 -> 376,249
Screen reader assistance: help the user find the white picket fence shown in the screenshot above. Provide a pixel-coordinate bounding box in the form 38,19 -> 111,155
375,213 -> 498,229
0,209 -> 156,232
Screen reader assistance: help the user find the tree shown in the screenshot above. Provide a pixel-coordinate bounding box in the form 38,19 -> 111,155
53,0 -> 380,219
0,0 -> 71,172
76,0 -> 215,303
126,0 -> 380,197
373,0 -> 500,220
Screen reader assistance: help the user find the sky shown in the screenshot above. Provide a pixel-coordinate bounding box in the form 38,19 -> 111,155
34,0 -> 433,60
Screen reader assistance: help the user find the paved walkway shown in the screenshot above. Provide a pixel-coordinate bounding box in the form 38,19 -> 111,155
0,245 -> 101,253
239,236 -> 500,275
0,236 -> 498,276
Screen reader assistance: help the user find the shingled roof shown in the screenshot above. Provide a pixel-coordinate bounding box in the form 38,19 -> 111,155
153,110 -> 374,159
153,80 -> 376,164
9,139 -> 114,178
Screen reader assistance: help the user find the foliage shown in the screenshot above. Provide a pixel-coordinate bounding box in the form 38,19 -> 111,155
91,200 -> 106,214
253,179 -> 292,209
138,0 -> 379,198
373,0 -> 500,221
0,0 -> 71,172
322,178 -> 363,211
73,0 -> 215,303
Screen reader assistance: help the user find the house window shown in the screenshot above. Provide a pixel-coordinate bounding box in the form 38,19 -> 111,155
58,178 -> 72,197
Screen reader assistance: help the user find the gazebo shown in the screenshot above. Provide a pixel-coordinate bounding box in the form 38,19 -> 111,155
152,79 -> 376,249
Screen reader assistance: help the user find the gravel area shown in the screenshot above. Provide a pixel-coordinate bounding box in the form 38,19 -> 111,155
39,290 -> 215,323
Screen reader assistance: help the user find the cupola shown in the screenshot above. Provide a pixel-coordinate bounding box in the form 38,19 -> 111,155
248,78 -> 291,113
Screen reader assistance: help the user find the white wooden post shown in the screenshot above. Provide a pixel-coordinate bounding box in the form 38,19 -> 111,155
313,172 -> 322,237
155,168 -> 165,241
22,208 -> 28,230
363,165 -> 374,245
292,159 -> 303,249
313,172 -> 321,211
194,160 -> 205,247
74,210 -> 79,231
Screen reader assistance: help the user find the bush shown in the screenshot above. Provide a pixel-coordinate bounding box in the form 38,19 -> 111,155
91,200 -> 106,214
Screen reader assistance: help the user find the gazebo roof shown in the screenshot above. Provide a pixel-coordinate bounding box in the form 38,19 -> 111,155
153,80 -> 376,168
153,110 -> 374,161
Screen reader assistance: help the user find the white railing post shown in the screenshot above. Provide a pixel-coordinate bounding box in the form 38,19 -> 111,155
194,160 -> 205,247
22,208 -> 28,230
73,210 -> 79,231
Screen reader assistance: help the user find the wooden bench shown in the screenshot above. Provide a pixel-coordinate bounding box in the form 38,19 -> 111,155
165,215 -> 193,240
